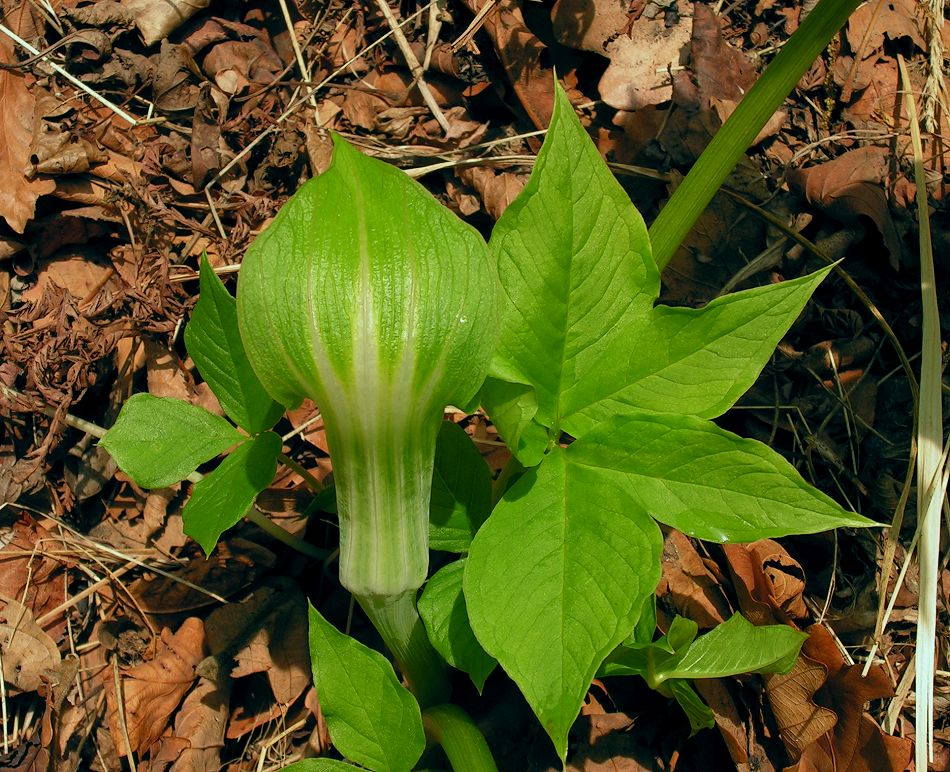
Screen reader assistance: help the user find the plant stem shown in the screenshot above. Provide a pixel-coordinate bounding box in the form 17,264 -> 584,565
648,0 -> 862,269
243,507 -> 328,560
423,704 -> 498,772
278,452 -> 324,492
356,590 -> 450,708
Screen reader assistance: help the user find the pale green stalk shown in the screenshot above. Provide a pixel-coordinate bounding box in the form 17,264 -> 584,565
899,54 -> 941,770
423,704 -> 499,772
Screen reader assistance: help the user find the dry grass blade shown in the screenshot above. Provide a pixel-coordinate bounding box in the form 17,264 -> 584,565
898,52 -> 941,769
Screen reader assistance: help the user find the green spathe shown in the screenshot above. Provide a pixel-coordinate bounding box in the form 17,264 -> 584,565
236,136 -> 496,598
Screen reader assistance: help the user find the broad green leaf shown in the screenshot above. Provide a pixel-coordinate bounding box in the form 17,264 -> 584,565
482,82 -> 655,441
282,760 -> 363,771
464,447 -> 663,760
307,603 -> 425,772
418,560 -> 496,692
237,134 -> 497,598
657,613 -> 805,683
100,393 -> 244,488
562,267 -> 833,436
568,412 -> 877,542
483,80 -> 833,441
185,255 -> 283,433
183,431 -> 281,554
599,616 -> 698,680
429,422 -> 492,552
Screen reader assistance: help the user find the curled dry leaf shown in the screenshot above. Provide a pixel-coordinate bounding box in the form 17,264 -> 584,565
723,539 -> 808,624
0,37 -> 56,233
457,166 -> 528,220
203,38 -> 283,96
787,146 -> 914,266
0,594 -> 61,694
658,529 -> 731,628
460,0 -> 553,128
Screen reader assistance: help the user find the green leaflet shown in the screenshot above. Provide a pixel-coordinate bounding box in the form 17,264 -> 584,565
600,613 -> 806,734
307,603 -> 425,772
482,82 -> 834,457
100,393 -> 243,488
183,431 -> 281,554
418,560 -> 496,692
464,447 -> 663,760
567,412 -> 876,542
429,421 -> 492,552
185,254 -> 283,433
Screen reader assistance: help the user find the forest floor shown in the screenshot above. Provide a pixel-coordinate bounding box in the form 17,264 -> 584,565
0,0 -> 947,770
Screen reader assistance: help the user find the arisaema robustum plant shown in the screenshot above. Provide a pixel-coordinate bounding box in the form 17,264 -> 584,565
99,0 -> 879,765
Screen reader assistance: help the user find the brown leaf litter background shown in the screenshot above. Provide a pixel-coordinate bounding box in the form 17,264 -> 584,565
0,0 -> 946,769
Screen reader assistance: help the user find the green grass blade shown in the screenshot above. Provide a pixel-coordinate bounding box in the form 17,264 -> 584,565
649,0 -> 861,269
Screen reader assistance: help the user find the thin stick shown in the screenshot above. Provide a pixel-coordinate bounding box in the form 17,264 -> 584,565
276,0 -> 315,107
372,0 -> 450,133
0,23 -> 138,125
112,658 -> 137,772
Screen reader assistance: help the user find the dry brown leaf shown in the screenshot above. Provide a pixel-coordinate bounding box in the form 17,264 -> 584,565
763,649 -> 837,759
0,594 -> 61,694
107,617 -> 206,756
658,530 -> 731,628
787,146 -> 913,265
130,540 -> 276,614
460,0 -> 553,128
0,37 -> 56,233
553,0 -> 693,111
231,589 -> 310,706
724,540 -> 809,623
0,517 -> 68,626
168,668 -> 230,772
845,0 -> 926,54
457,166 -> 528,220
19,253 -> 117,306
123,0 -> 211,46
782,625 -> 912,771
203,39 -> 283,96
567,685 -> 653,770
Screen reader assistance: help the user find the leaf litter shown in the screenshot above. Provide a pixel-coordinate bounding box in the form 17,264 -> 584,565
0,0 -> 945,768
